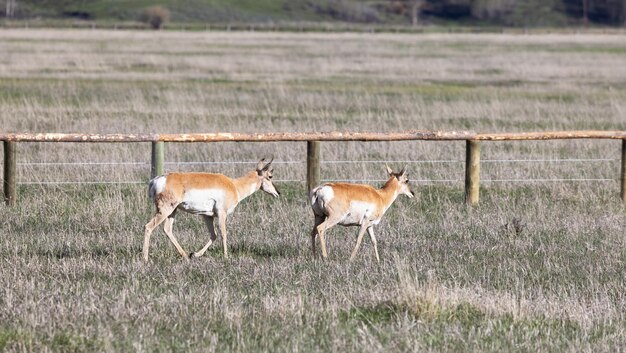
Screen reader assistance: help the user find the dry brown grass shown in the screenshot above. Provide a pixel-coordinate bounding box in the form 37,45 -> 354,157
0,29 -> 625,352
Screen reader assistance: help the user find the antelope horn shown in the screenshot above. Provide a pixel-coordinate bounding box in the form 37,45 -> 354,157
256,158 -> 266,171
262,156 -> 274,171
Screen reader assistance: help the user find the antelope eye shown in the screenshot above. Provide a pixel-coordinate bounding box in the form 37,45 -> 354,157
268,175 -> 273,179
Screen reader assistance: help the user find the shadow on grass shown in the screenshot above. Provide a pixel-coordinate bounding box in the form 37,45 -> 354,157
203,242 -> 301,260
34,244 -> 140,260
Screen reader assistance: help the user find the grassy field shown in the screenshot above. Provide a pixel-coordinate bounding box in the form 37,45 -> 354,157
3,0 -> 399,23
0,29 -> 625,352
9,0 -> 626,27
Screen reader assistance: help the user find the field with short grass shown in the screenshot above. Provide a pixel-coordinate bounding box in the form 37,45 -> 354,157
0,29 -> 625,352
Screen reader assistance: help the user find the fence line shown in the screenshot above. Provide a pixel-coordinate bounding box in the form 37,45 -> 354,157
11,158 -> 618,186
9,178 -> 619,186
17,162 -> 148,166
482,158 -> 618,163
2,130 -> 626,143
13,158 -> 620,166
2,130 -> 626,206
483,178 -> 618,182
15,181 -> 146,185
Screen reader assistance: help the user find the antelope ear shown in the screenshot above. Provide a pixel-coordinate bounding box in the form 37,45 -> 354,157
399,165 -> 407,177
385,163 -> 393,175
262,156 -> 274,171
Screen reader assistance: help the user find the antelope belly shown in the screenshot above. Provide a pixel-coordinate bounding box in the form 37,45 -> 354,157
178,189 -> 224,215
339,201 -> 375,226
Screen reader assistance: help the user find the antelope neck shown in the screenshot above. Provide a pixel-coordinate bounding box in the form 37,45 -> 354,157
378,177 -> 400,207
233,171 -> 260,201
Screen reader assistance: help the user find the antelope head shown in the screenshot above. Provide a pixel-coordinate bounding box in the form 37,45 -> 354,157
256,157 -> 280,197
386,164 -> 414,198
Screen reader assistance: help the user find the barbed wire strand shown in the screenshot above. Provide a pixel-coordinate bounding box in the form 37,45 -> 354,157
7,158 -> 619,185
10,178 -> 618,185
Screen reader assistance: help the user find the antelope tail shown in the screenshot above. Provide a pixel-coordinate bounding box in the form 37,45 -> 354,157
148,175 -> 167,200
309,186 -> 321,206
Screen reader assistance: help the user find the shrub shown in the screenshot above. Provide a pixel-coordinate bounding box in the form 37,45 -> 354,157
139,6 -> 170,30
313,0 -> 381,23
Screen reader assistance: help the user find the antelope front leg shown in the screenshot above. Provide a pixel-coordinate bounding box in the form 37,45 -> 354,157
367,226 -> 380,263
191,216 -> 217,258
349,221 -> 370,262
217,213 -> 229,259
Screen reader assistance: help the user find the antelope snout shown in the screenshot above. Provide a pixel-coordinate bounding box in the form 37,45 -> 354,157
267,187 -> 280,198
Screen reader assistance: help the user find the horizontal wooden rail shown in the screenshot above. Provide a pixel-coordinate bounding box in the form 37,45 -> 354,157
1,130 -> 625,143
0,133 -> 159,143
0,131 -> 474,142
474,130 -> 626,141
159,131 -> 478,142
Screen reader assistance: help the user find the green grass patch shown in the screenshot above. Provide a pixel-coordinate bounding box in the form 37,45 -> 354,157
288,79 -> 477,100
49,332 -> 102,352
0,329 -> 27,351
0,329 -> 102,352
341,301 -> 400,325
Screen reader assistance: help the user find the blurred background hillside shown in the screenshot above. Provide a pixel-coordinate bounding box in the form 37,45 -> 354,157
1,0 -> 625,27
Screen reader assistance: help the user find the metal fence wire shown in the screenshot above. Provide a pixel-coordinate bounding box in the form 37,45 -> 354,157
8,158 -> 621,185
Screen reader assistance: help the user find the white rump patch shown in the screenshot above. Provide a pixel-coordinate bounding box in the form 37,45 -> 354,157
316,186 -> 334,203
149,176 -> 167,199
311,185 -> 334,216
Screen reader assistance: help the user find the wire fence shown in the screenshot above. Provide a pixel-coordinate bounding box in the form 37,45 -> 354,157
6,158 -> 620,185
15,158 -> 619,166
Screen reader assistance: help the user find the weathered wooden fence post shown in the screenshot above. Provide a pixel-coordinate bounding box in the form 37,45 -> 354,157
621,139 -> 626,203
3,141 -> 17,206
307,141 -> 320,191
465,140 -> 481,205
151,141 -> 164,179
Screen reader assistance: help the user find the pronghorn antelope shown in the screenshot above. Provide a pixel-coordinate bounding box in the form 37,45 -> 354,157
143,158 -> 279,261
309,165 -> 414,262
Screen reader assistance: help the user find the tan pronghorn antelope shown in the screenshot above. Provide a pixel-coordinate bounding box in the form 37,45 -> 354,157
143,158 -> 279,261
309,165 -> 414,262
